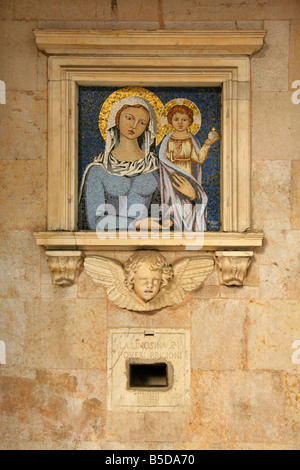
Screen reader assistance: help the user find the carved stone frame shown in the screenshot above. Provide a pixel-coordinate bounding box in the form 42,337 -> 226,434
32,30 -> 265,285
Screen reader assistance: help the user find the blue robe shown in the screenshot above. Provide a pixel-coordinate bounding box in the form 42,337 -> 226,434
79,155 -> 160,230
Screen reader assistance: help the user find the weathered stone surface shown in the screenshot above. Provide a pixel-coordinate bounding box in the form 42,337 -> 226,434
190,371 -> 227,442
37,20 -> 160,30
252,92 -> 294,161
0,231 -> 41,299
107,411 -> 190,443
0,368 -> 106,447
0,0 -> 14,20
0,91 -> 47,160
252,21 -> 289,92
145,301 -> 191,329
0,160 -> 46,230
225,371 -> 286,443
0,300 -> 26,366
248,300 -> 300,371
291,105 -> 300,158
144,412 -> 190,442
15,0 -> 104,21
290,20 -> 300,84
191,299 -> 247,370
15,0 -> 160,21
291,161 -> 300,229
25,299 -> 107,369
77,270 -> 105,299
161,0 -> 293,21
0,21 -> 38,91
289,0 -> 300,20
164,20 -> 237,30
107,301 -> 147,328
284,372 -> 300,445
107,412 -> 146,442
259,230 -> 300,300
41,273 -> 78,299
190,370 -> 286,444
252,161 -> 291,230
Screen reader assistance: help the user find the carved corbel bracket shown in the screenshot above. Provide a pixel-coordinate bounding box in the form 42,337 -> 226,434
215,251 -> 253,286
46,251 -> 84,286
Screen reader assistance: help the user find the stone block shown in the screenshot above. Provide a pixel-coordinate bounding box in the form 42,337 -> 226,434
0,159 -> 47,230
107,412 -> 146,442
145,301 -> 191,329
15,0 -> 102,21
41,273 -> 78,299
144,412 -> 190,442
252,92 -> 293,161
16,0 -> 160,22
236,21 -> 264,29
77,270 -> 105,299
161,0 -> 291,22
0,21 -> 38,91
25,299 -> 107,369
289,0 -> 300,20
0,0 -> 14,20
290,20 -> 300,84
0,91 -> 47,160
0,368 -> 106,445
104,0 -> 160,22
247,300 -> 300,371
190,371 -> 227,442
252,21 -> 289,92
252,160 -> 291,230
226,371 -> 286,443
37,20 -> 160,30
164,21 -> 237,30
291,161 -> 300,229
191,299 -> 247,370
284,372 -> 300,445
220,286 -> 260,299
37,53 -> 47,92
107,301 -> 147,328
259,230 -> 300,300
0,231 -> 41,299
0,300 -> 26,366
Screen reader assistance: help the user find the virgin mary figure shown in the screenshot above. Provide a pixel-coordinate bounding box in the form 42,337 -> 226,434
79,92 -> 165,231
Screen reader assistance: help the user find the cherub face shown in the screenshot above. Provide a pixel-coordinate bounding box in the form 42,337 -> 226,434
118,106 -> 150,140
133,262 -> 162,302
171,112 -> 190,133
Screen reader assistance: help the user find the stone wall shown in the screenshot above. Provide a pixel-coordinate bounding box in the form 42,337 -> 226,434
0,0 -> 299,450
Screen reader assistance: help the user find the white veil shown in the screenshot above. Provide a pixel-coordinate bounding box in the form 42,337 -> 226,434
94,96 -> 157,166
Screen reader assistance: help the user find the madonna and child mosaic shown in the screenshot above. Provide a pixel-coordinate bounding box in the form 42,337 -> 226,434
78,86 -> 221,234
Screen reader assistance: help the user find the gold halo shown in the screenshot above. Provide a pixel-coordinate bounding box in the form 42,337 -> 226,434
160,98 -> 202,136
98,87 -> 164,145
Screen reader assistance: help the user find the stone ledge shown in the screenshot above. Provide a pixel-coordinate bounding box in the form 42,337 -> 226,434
33,29 -> 266,56
34,231 -> 264,251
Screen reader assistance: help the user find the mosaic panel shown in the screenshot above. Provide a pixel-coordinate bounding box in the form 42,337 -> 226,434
78,86 -> 221,232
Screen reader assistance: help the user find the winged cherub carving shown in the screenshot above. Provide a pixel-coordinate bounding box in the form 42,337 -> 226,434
84,251 -> 214,312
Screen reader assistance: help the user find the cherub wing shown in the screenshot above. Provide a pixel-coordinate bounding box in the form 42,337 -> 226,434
84,256 -> 141,311
149,256 -> 215,310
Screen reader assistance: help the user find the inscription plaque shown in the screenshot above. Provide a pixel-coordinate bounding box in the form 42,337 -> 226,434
108,329 -> 190,411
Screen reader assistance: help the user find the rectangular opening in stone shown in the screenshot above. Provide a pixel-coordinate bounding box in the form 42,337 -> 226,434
129,363 -> 168,388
